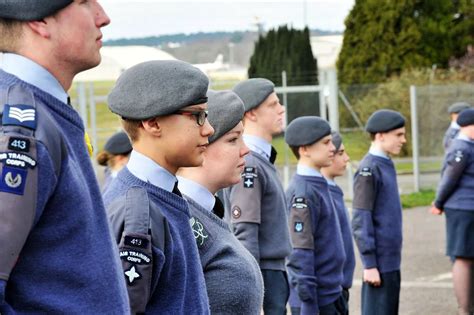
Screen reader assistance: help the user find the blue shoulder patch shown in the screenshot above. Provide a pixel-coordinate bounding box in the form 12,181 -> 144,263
0,166 -> 27,195
359,167 -> 372,177
3,104 -> 37,130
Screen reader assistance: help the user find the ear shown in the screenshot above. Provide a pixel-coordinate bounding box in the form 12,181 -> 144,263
299,145 -> 309,158
141,118 -> 162,137
244,109 -> 258,122
26,20 -> 51,39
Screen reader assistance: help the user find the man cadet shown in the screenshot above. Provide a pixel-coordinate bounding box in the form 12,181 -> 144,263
352,109 -> 406,315
0,1 -> 130,313
103,60 -> 214,314
223,78 -> 292,314
444,102 -> 471,151
285,117 -> 347,315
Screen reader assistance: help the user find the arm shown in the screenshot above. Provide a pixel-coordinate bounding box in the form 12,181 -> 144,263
229,166 -> 262,262
287,195 -> 318,314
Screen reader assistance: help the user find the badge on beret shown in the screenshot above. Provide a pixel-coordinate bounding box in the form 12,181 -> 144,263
294,222 -> 304,233
360,167 -> 372,177
454,150 -> 464,163
190,217 -> 209,247
292,197 -> 308,209
232,206 -> 242,219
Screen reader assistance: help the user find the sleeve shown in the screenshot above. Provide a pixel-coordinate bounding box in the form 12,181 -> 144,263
286,195 -> 319,314
351,166 -> 378,269
228,165 -> 262,261
434,148 -> 469,209
0,138 -> 56,305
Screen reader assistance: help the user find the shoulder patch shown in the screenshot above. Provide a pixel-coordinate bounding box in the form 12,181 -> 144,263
3,105 -> 37,130
190,217 -> 209,247
0,166 -> 28,195
359,167 -> 372,177
0,152 -> 37,169
292,197 -> 308,209
8,137 -> 30,153
454,150 -> 464,163
232,206 -> 242,219
242,166 -> 257,189
294,221 -> 304,233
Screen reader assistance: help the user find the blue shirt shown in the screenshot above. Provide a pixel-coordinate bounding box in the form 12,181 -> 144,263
1,53 -> 68,104
178,176 -> 215,212
297,164 -> 323,177
127,150 -> 176,192
243,134 -> 272,161
369,145 -> 389,159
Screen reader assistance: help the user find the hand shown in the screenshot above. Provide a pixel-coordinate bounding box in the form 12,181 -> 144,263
429,202 -> 443,215
363,268 -> 381,287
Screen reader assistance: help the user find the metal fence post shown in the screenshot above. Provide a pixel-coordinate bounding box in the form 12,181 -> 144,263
327,69 -> 339,131
410,85 -> 420,192
282,71 -> 290,189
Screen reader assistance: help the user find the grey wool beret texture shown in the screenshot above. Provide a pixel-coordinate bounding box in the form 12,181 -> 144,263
457,108 -> 474,127
232,78 -> 275,112
331,131 -> 343,152
365,109 -> 406,133
108,60 -> 209,120
448,102 -> 471,114
207,90 -> 245,144
0,0 -> 73,20
104,131 -> 132,155
285,116 -> 331,147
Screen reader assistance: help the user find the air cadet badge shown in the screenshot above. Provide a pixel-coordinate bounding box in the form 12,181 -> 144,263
360,167 -> 372,177
294,222 -> 304,233
242,166 -> 257,189
454,150 -> 464,163
232,206 -> 242,219
292,197 -> 308,209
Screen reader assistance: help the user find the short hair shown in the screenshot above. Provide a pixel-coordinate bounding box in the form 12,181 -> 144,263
290,145 -> 300,159
121,119 -> 142,143
0,18 -> 22,52
369,133 -> 376,141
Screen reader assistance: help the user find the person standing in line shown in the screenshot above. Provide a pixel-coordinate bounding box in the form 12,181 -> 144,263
223,78 -> 292,314
0,1 -> 130,312
321,131 -> 356,314
444,102 -> 471,151
431,108 -> 474,315
103,60 -> 214,314
285,116 -> 347,315
351,109 -> 406,315
96,131 -> 132,193
178,90 -> 264,314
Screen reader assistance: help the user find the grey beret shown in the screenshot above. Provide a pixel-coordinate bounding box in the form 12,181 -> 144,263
108,60 -> 209,120
331,131 -> 343,152
0,0 -> 73,20
365,109 -> 405,133
207,90 -> 245,144
285,116 -> 331,147
232,78 -> 275,112
104,131 -> 132,155
448,101 -> 471,114
457,108 -> 474,127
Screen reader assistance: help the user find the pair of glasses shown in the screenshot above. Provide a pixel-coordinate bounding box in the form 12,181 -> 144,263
173,110 -> 208,126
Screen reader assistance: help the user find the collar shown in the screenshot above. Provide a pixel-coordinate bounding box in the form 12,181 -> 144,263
457,132 -> 474,143
450,121 -> 461,129
177,176 -> 215,212
326,178 -> 337,186
243,134 -> 272,161
369,145 -> 390,159
296,163 -> 323,177
2,53 -> 68,104
126,150 -> 176,192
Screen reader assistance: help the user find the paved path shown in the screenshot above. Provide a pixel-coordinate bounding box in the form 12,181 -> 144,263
348,206 -> 457,315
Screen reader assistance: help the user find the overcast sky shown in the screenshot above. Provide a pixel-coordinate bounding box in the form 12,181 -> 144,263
100,0 -> 355,40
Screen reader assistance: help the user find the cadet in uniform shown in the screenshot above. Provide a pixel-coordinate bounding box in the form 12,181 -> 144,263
321,132 -> 356,312
444,102 -> 471,151
0,1 -> 130,313
285,117 -> 347,315
223,78 -> 292,314
177,90 -> 264,314
431,108 -> 474,315
103,60 -> 213,314
351,109 -> 406,315
96,131 -> 132,193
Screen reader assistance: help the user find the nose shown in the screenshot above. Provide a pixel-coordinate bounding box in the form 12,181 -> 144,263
344,152 -> 350,162
201,119 -> 215,137
330,143 -> 336,154
401,136 -> 407,144
241,142 -> 250,157
95,1 -> 111,28
279,103 -> 285,114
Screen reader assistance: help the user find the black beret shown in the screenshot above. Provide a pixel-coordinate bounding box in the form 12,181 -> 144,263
207,90 -> 245,144
108,60 -> 209,120
0,0 -> 73,21
457,108 -> 474,127
232,78 -> 275,112
104,132 -> 132,155
448,102 -> 471,114
331,131 -> 343,152
285,116 -> 331,147
365,109 -> 406,133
